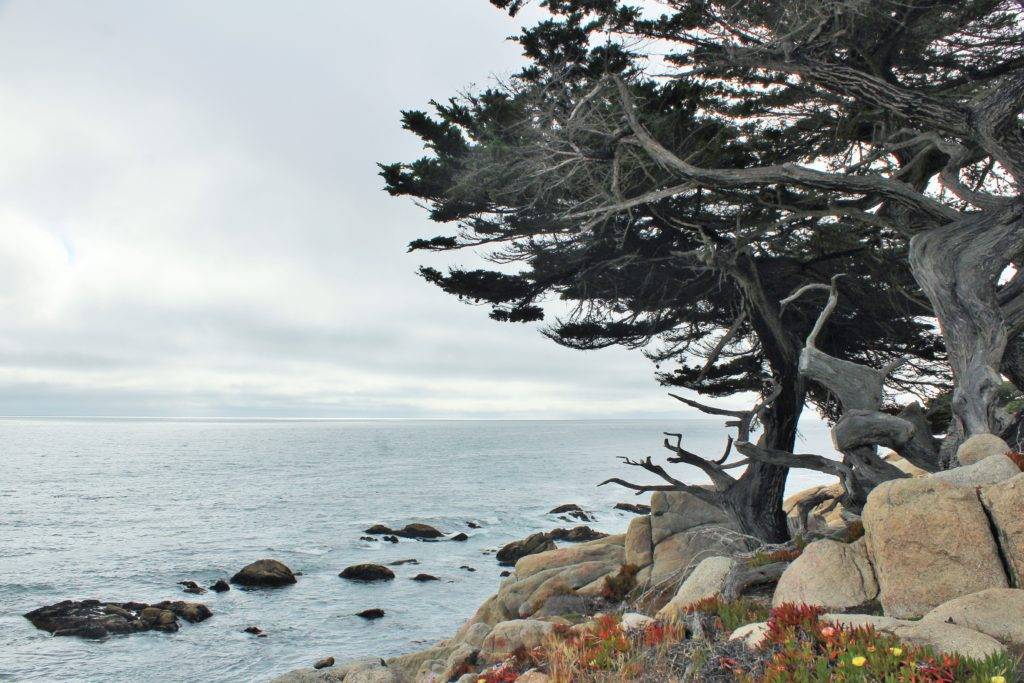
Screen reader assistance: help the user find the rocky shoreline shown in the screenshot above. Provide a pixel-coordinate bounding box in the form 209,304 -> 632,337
21,502 -> 639,669
267,438 -> 1024,682
22,439 -> 1024,681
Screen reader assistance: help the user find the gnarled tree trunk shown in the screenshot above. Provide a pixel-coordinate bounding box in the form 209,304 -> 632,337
909,206 -> 1024,437
721,376 -> 801,544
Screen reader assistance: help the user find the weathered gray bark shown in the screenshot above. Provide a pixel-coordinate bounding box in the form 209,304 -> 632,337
785,278 -> 942,506
721,561 -> 789,602
1001,333 -> 1024,391
909,206 -> 1024,437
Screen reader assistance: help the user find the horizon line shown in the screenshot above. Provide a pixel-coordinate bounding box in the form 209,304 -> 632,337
0,414 -> 692,421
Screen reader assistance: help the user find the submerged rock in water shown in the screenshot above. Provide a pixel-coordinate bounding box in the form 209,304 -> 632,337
548,504 -> 595,522
340,564 -> 395,582
614,502 -> 651,515
24,599 -> 211,639
178,580 -> 206,595
548,526 -> 608,543
460,565 -> 476,572
363,522 -> 445,539
209,579 -> 230,593
243,625 -> 267,637
450,532 -> 469,542
356,608 -> 385,620
411,573 -> 439,582
467,521 -> 482,529
230,559 -> 297,588
388,558 -> 419,566
400,523 -> 445,539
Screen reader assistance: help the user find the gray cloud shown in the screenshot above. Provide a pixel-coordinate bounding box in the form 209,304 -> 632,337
0,0 -> 741,418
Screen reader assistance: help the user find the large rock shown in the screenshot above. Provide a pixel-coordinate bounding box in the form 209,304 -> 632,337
981,472 -> 1024,586
863,477 -> 1008,618
389,644 -> 457,682
772,538 -> 878,610
624,516 -> 653,568
932,453 -> 1021,487
824,613 -> 904,631
437,643 -> 477,682
478,619 -> 555,665
513,540 -> 624,580
575,565 -> 621,597
650,490 -> 732,545
494,568 -> 565,620
956,433 -> 1010,466
883,451 -> 928,477
888,621 -> 1005,660
620,612 -> 655,632
729,622 -> 769,650
783,483 -> 849,538
531,593 -> 605,618
656,556 -> 737,622
454,592 -> 516,638
923,588 -> 1024,647
230,559 -> 297,587
516,560 -> 616,617
823,613 -> 1006,660
269,658 -> 400,683
24,600 -> 211,639
649,525 -> 749,587
496,532 -> 557,566
458,621 -> 492,648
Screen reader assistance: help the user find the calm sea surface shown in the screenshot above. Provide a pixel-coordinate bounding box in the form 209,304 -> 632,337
0,418 -> 833,682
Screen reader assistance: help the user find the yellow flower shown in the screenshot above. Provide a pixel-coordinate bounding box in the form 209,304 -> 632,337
991,676 -> 1006,683
889,647 -> 903,656
851,656 -> 867,667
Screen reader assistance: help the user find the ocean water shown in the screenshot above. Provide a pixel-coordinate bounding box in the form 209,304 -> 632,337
0,418 -> 834,682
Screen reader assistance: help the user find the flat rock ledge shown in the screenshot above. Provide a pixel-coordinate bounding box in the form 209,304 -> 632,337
24,599 -> 211,639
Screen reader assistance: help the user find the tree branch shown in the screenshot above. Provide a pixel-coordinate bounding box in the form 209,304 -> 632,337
611,75 -> 960,226
662,432 -> 737,489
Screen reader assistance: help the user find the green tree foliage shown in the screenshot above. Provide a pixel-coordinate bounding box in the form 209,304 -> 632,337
382,0 -> 1024,540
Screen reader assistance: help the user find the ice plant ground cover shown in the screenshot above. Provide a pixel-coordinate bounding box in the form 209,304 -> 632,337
472,604 -> 1022,682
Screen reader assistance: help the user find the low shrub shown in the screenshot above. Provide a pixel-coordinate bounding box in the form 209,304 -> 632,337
537,613 -> 687,681
1006,450 -> 1024,472
746,536 -> 808,567
475,602 -> 1021,681
601,564 -> 638,602
754,603 -> 1019,682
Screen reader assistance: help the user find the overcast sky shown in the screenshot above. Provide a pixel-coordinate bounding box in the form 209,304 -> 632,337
0,0 -> 721,419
